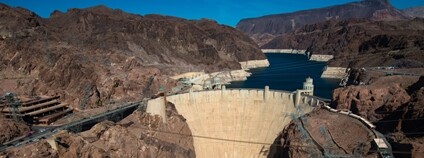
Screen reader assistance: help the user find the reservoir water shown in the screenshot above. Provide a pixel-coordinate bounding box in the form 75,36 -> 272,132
227,53 -> 340,99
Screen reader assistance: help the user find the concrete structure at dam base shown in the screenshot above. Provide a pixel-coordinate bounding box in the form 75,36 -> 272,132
146,78 -> 323,157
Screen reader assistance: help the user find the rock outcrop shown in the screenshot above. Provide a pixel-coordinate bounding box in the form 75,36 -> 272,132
4,102 -> 195,158
332,83 -> 410,122
0,4 -> 265,109
236,0 -> 408,45
262,18 -> 424,68
269,109 -> 377,158
0,114 -> 30,144
333,75 -> 424,157
382,77 -> 424,158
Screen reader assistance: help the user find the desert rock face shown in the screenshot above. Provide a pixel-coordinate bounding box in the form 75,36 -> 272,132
333,75 -> 424,157
0,4 -> 265,109
269,109 -> 377,158
5,102 -> 195,158
0,114 -> 30,144
384,78 -> 424,158
332,83 -> 410,122
236,0 -> 408,45
262,18 -> 424,68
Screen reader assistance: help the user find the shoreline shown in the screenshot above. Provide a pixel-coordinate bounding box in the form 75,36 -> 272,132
261,49 -> 334,62
321,66 -> 348,79
170,59 -> 270,86
239,59 -> 270,70
261,49 -> 306,54
262,49 -> 342,79
309,54 -> 334,62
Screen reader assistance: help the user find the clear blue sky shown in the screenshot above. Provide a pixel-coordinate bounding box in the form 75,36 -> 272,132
1,0 -> 423,26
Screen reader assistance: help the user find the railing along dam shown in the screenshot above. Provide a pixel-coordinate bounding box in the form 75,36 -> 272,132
146,87 -> 326,158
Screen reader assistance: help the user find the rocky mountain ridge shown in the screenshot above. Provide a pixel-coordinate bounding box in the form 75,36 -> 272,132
262,18 -> 424,68
236,0 -> 409,45
0,4 -> 265,109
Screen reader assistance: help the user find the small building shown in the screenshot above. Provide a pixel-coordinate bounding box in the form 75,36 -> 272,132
373,138 -> 392,158
302,77 -> 314,96
374,138 -> 388,149
203,80 -> 212,90
212,77 -> 222,90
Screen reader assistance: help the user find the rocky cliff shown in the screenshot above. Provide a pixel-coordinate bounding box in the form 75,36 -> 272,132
263,18 -> 424,68
269,109 -> 377,158
332,74 -> 424,157
332,82 -> 411,122
236,0 -> 408,45
0,4 -> 265,109
0,114 -> 30,144
4,102 -> 195,157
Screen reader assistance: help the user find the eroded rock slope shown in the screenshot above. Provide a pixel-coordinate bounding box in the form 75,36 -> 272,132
0,4 -> 265,109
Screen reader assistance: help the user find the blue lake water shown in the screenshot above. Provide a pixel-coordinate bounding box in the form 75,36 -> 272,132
227,53 -> 340,99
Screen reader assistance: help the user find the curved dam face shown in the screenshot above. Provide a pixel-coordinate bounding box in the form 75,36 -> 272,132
146,88 -> 323,157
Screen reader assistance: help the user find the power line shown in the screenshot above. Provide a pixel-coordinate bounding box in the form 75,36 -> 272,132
373,108 -> 423,114
373,117 -> 424,123
124,122 -> 424,154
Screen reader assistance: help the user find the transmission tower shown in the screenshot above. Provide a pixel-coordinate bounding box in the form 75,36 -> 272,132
79,84 -> 93,110
4,93 -> 24,122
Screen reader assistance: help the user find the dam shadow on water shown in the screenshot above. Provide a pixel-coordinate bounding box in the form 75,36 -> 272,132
227,53 -> 340,99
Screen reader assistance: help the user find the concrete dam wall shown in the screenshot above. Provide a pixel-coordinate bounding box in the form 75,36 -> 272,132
146,88 -> 325,157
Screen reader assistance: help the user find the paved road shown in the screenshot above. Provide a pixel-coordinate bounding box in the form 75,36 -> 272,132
365,67 -> 422,77
0,102 -> 142,152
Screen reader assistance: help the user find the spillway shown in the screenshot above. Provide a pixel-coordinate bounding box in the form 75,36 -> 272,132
146,87 -> 324,157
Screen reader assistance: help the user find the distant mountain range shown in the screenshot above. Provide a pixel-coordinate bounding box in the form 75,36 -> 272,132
236,0 -> 422,46
402,6 -> 424,18
262,18 -> 424,68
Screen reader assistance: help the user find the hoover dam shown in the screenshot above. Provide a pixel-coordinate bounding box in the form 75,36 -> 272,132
146,78 -> 326,157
